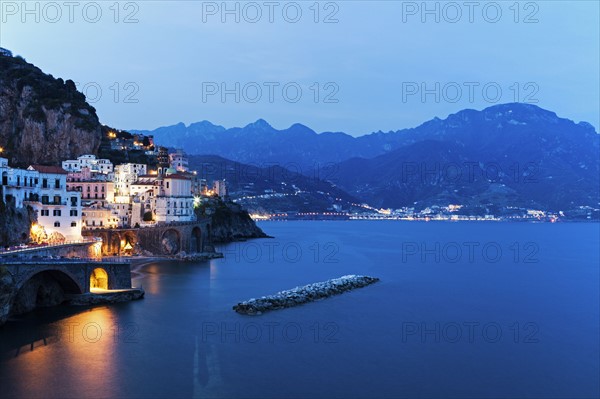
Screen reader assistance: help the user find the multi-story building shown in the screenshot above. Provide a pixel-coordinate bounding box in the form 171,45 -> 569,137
153,174 -> 195,223
213,179 -> 228,197
26,165 -> 82,241
67,180 -> 115,206
81,203 -> 120,230
2,158 -> 84,241
156,147 -> 170,175
114,163 -> 147,197
62,154 -> 114,175
111,202 -> 132,228
1,157 -> 40,208
131,194 -> 155,227
169,149 -> 189,172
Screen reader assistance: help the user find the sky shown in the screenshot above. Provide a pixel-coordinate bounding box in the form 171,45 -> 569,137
0,1 -> 598,136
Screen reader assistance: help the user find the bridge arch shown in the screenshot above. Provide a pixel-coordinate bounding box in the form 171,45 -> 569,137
16,269 -> 83,294
161,229 -> 181,255
90,267 -> 109,290
11,269 -> 83,315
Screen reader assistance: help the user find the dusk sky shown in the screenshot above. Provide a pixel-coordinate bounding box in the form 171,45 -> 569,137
1,0 -> 598,135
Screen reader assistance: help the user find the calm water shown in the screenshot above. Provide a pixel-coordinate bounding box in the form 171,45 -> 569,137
0,221 -> 598,398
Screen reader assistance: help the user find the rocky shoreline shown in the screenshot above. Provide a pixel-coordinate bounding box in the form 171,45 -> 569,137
175,251 -> 224,261
67,288 -> 145,306
196,198 -> 270,243
233,275 -> 380,315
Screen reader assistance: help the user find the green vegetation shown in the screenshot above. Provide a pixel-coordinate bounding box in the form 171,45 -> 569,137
97,125 -> 158,167
194,196 -> 227,221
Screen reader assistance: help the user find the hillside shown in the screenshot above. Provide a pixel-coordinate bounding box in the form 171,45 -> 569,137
333,104 -> 600,211
188,154 -> 361,213
0,52 -> 102,167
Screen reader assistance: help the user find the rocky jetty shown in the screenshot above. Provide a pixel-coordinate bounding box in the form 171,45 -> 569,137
233,275 -> 379,315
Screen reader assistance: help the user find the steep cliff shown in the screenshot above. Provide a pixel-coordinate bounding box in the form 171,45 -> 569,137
0,190 -> 36,247
0,52 -> 102,167
196,198 -> 269,243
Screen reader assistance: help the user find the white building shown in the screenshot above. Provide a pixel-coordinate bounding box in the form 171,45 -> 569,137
1,158 -> 40,208
27,165 -> 82,241
81,203 -> 120,230
1,158 -> 83,242
114,163 -> 147,197
153,174 -> 195,223
169,149 -> 189,172
62,154 -> 114,175
111,202 -> 132,227
213,179 -> 228,197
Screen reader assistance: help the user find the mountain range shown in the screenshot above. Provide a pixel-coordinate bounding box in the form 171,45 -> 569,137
135,103 -> 600,211
132,119 -> 412,171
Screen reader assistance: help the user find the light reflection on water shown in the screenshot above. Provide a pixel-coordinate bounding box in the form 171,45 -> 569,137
1,306 -> 121,397
0,221 -> 598,399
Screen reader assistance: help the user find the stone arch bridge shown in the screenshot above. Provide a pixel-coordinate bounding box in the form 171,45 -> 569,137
2,260 -> 133,295
82,219 -> 212,257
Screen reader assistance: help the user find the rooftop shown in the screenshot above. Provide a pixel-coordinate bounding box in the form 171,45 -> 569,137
29,165 -> 68,175
165,173 -> 192,180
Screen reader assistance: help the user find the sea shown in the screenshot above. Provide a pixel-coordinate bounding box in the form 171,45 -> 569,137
0,221 -> 598,398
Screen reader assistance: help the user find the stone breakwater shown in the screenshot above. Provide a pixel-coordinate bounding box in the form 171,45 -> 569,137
233,275 -> 379,315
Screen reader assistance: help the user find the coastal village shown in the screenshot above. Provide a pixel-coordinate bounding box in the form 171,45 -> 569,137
0,144 -> 227,249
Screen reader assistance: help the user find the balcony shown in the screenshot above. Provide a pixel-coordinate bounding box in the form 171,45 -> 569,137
40,200 -> 67,206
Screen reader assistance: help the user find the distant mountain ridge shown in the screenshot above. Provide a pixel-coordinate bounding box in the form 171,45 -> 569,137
131,119 -> 410,170
135,103 -> 599,211
333,103 -> 599,210
131,103 -> 597,170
